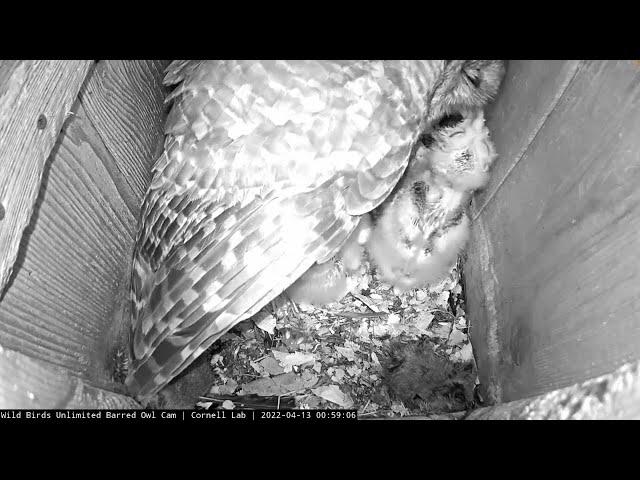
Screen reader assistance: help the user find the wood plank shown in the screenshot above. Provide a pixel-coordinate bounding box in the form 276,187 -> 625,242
466,60 -> 583,403
0,60 -> 93,295
467,358 -> 640,420
0,343 -> 139,409
466,60 -> 640,402
79,60 -> 170,203
0,101 -> 138,381
471,60 -> 582,218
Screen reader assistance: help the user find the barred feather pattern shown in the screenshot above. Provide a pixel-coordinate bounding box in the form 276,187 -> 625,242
126,60 -> 448,400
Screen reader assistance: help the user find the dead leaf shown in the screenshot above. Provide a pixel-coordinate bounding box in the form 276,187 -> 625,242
331,368 -> 346,383
250,360 -> 263,375
352,293 -> 381,312
391,401 -> 410,417
301,370 -> 319,388
414,312 -> 434,334
346,365 -> 361,377
210,354 -> 224,367
370,351 -> 381,367
431,322 -> 450,339
272,351 -> 316,372
335,345 -> 357,362
240,372 -> 308,396
312,385 -> 354,408
452,342 -> 474,363
303,395 -> 322,409
436,291 -> 450,309
448,329 -> 467,346
260,356 -> 286,376
221,400 -> 235,410
209,380 -> 237,396
387,313 -> 401,325
253,312 -> 277,334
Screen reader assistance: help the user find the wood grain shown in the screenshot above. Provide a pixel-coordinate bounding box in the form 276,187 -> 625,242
0,60 -> 93,295
0,102 -> 138,381
467,358 -> 640,420
0,343 -> 139,409
466,60 -> 640,402
80,60 -> 170,203
471,60 -> 583,219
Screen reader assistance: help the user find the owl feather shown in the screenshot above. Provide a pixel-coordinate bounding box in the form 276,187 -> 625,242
126,60 -> 449,400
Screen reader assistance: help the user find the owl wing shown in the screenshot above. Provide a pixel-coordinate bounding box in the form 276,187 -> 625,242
126,60 -> 441,399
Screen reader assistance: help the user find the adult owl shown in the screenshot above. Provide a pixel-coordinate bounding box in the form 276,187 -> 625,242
125,60 -> 504,402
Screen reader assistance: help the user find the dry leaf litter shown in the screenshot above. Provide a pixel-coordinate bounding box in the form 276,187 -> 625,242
196,257 -> 478,419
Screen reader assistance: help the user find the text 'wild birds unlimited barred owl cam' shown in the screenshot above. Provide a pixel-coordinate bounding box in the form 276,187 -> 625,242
126,60 -> 504,402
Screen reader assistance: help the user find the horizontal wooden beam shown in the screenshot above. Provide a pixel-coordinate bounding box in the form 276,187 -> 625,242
467,359 -> 640,420
0,343 -> 139,409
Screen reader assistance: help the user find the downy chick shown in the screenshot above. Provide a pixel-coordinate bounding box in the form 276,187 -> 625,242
368,169 -> 470,291
368,109 -> 496,291
424,108 -> 497,193
285,214 -> 372,306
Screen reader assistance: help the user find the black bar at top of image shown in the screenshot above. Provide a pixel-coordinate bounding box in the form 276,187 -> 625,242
0,409 -> 359,424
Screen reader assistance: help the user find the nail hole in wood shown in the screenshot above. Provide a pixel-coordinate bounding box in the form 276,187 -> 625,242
37,114 -> 47,130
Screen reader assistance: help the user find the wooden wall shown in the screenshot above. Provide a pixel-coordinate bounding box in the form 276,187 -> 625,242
466,60 -> 640,403
0,60 -> 169,408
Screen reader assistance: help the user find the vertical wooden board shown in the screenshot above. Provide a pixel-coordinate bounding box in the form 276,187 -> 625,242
466,60 -> 640,402
0,103 -> 137,380
0,60 -> 93,294
80,60 -> 170,203
471,60 -> 582,217
466,60 -> 583,403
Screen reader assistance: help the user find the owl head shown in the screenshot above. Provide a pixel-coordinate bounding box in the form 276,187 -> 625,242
424,109 -> 497,193
428,60 -> 505,123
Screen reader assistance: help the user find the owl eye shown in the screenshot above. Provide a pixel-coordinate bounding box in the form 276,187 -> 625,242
464,69 -> 482,88
420,133 -> 435,149
449,130 -> 465,138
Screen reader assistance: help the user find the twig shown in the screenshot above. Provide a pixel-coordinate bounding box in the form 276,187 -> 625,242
334,311 -> 388,320
351,293 -> 381,313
